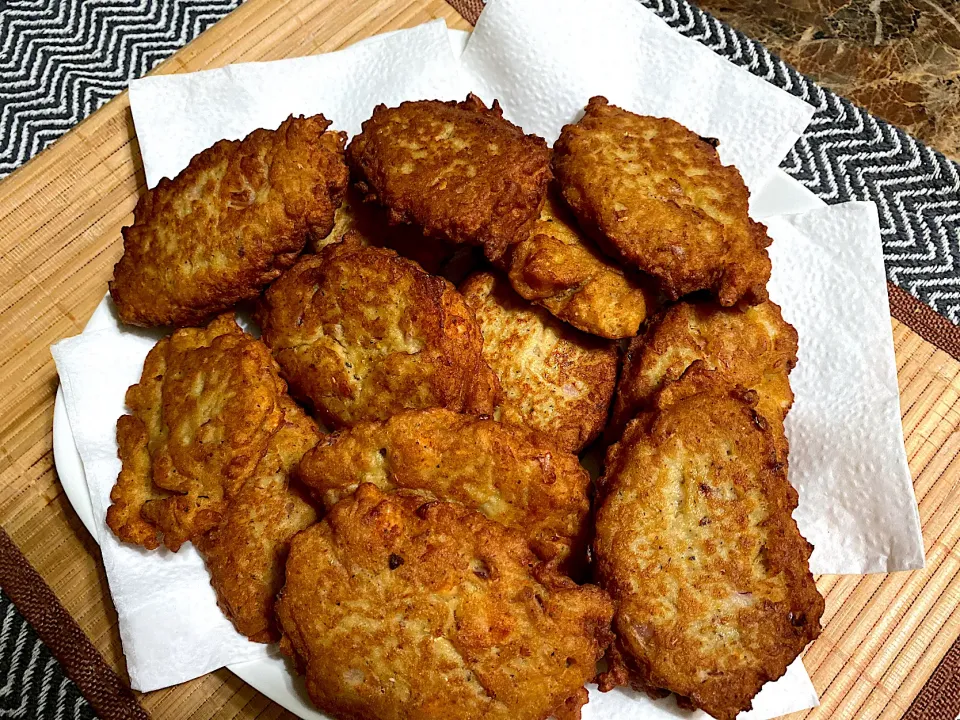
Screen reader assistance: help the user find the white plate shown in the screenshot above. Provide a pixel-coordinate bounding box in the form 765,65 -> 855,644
52,169 -> 824,718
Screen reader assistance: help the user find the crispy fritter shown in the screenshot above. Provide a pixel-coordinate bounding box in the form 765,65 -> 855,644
110,114 -> 349,327
608,300 -> 798,443
256,236 -> 500,429
505,190 -> 656,339
111,414 -> 171,550
314,184 -> 482,283
553,97 -> 771,305
107,314 -> 322,642
594,365 -> 823,720
107,314 -> 288,551
195,396 -> 320,643
276,484 -> 614,720
296,408 -> 591,570
347,94 -> 551,261
460,272 -> 617,453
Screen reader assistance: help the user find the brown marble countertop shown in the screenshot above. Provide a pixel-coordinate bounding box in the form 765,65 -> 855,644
693,0 -> 960,160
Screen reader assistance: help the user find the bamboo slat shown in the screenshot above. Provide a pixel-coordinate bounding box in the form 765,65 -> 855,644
0,0 -> 956,718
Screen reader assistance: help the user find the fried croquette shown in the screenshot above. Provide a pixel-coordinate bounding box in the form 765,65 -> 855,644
607,300 -> 798,443
594,365 -> 823,720
107,314 -> 290,551
347,94 -> 551,261
296,408 -> 591,570
195,396 -> 320,643
255,236 -> 500,428
275,484 -> 614,720
314,184 -> 481,282
553,97 -> 771,305
505,190 -> 656,339
106,314 -> 323,642
110,114 -> 349,327
460,272 -> 618,453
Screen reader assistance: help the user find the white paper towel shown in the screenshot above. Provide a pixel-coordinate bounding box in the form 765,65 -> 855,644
583,658 -> 817,720
765,202 -> 924,573
48,0 -> 924,714
130,20 -> 468,188
51,320 -> 277,691
459,0 -> 815,192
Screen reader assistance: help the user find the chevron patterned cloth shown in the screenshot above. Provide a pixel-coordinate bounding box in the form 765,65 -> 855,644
0,592 -> 97,719
0,0 -> 241,175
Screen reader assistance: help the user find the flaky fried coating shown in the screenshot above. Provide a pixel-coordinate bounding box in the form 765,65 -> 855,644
256,237 -> 500,429
110,114 -> 349,327
314,185 -> 482,283
111,414 -> 172,550
460,272 -> 618,453
195,396 -> 321,643
553,97 -> 771,305
607,300 -> 798,443
107,314 -> 323,641
276,484 -> 614,720
505,190 -> 656,339
594,365 -> 823,720
296,408 -> 591,571
347,94 -> 551,261
107,314 -> 288,551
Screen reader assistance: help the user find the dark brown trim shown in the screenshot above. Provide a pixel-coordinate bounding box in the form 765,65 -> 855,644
0,527 -> 149,720
902,635 -> 960,720
888,282 -> 960,361
445,0 -> 482,24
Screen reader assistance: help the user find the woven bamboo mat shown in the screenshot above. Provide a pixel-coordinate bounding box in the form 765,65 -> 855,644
0,0 -> 957,718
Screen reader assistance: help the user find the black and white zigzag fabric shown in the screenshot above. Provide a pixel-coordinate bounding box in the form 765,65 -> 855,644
637,0 -> 960,324
1,0 -> 958,320
0,592 -> 97,719
0,0 -> 241,176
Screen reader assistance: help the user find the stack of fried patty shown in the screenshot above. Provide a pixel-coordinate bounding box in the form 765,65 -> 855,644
105,93 -> 822,720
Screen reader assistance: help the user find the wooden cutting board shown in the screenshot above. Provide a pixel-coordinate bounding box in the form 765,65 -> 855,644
0,0 -> 957,718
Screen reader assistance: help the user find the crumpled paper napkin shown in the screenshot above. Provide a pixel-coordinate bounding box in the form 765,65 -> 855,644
765,202 -> 923,573
459,0 -> 816,193
50,0 -> 923,715
52,319 -> 273,691
130,20 -> 468,188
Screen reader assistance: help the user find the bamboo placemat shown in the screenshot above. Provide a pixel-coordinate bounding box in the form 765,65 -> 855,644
0,0 -> 957,718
